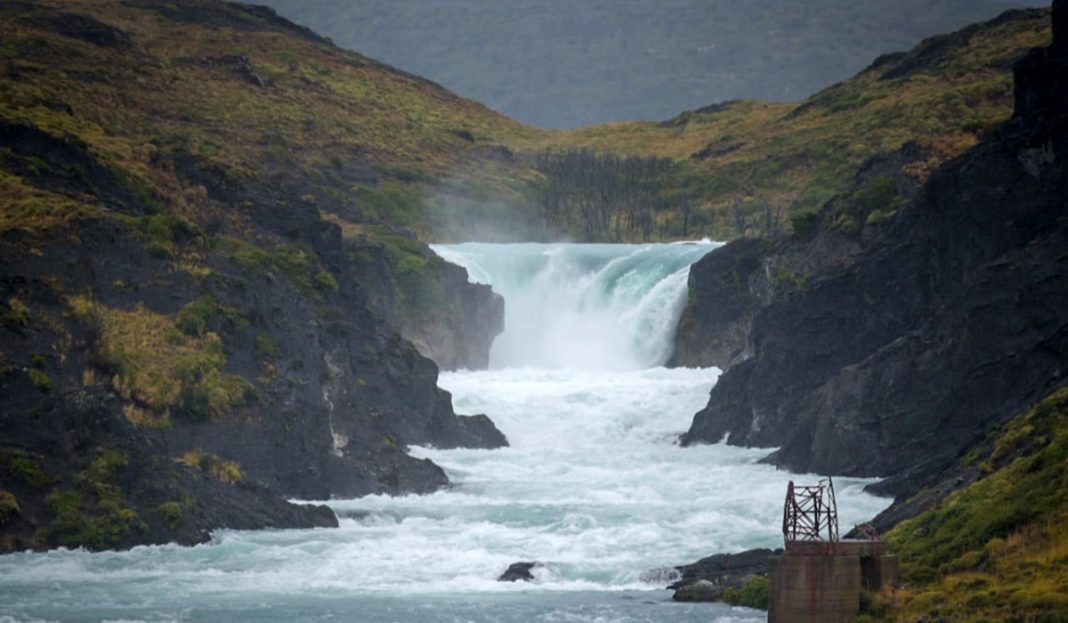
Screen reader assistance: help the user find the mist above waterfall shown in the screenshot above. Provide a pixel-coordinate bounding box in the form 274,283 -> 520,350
431,242 -> 721,370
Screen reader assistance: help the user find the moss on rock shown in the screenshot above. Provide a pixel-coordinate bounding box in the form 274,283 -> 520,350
39,448 -> 148,550
0,490 -> 19,526
880,387 -> 1068,621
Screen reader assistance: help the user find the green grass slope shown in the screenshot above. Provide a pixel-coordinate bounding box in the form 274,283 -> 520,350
868,389 -> 1068,621
0,0 -> 539,241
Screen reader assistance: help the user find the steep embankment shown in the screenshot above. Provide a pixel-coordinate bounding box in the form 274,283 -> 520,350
0,0 -> 510,552
14,3 -> 1040,250
679,0 -> 1067,510
863,387 -> 1068,620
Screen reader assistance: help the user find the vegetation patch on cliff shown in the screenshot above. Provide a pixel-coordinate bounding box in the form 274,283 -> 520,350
873,388 -> 1068,621
3,2 -> 1048,245
40,448 -> 148,550
70,295 -> 254,427
177,449 -> 244,484
722,575 -> 770,610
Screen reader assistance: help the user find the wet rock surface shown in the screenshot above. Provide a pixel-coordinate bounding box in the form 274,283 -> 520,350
349,235 -> 504,372
669,548 -> 775,601
668,237 -> 770,370
498,561 -> 539,582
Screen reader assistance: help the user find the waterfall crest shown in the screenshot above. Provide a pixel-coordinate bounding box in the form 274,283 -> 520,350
431,242 -> 721,370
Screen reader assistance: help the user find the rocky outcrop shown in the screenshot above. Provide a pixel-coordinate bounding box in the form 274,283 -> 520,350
393,252 -> 504,374
673,580 -> 724,602
669,548 -> 775,602
670,143 -> 927,372
395,257 -> 504,372
497,561 -> 539,582
682,3 -> 1068,497
668,238 -> 770,370
0,201 -> 506,550
0,0 -> 512,552
0,387 -> 336,552
347,234 -> 504,371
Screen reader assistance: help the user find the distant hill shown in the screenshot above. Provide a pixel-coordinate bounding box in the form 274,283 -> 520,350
516,8 -> 1051,240
261,0 -> 1037,128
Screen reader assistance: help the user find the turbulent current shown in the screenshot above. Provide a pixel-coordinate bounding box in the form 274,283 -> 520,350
0,243 -> 890,623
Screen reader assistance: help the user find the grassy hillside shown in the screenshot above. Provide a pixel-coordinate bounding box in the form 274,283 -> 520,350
0,0 -> 540,240
522,8 -> 1051,239
262,0 -> 1030,129
869,388 -> 1068,621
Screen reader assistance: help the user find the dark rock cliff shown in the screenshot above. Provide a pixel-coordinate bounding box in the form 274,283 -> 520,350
0,180 -> 507,549
669,143 -> 925,371
668,238 -> 771,370
0,1 -> 509,548
402,258 -> 503,371
348,235 -> 504,371
680,2 -> 1068,499
0,387 -> 338,552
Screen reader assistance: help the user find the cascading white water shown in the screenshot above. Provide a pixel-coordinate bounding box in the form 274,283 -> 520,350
431,242 -> 718,370
0,243 -> 892,623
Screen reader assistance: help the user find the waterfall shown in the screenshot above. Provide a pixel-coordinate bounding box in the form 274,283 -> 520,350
431,242 -> 721,370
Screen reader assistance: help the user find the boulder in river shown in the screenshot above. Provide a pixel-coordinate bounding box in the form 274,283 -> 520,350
497,561 -> 539,582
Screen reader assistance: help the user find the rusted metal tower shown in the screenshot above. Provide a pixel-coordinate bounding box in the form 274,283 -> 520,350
770,477 -> 899,623
782,477 -> 839,547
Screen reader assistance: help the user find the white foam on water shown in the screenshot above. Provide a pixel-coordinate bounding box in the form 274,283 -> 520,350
0,243 -> 892,623
431,242 -> 722,370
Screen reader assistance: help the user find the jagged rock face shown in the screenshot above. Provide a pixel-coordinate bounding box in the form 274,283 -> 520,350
407,260 -> 503,372
670,548 -> 775,592
669,238 -> 770,370
0,387 -> 337,552
348,242 -> 501,374
0,125 -> 505,551
670,143 -> 927,372
682,5 -> 1068,494
346,237 -> 503,372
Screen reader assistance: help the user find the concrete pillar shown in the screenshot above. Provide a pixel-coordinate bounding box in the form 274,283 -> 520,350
769,554 -> 861,623
768,540 -> 898,623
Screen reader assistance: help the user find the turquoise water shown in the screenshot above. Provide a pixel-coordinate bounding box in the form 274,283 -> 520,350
432,242 -> 720,370
0,243 -> 891,622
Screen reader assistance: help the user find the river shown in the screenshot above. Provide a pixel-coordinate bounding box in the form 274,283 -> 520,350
0,242 -> 890,622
